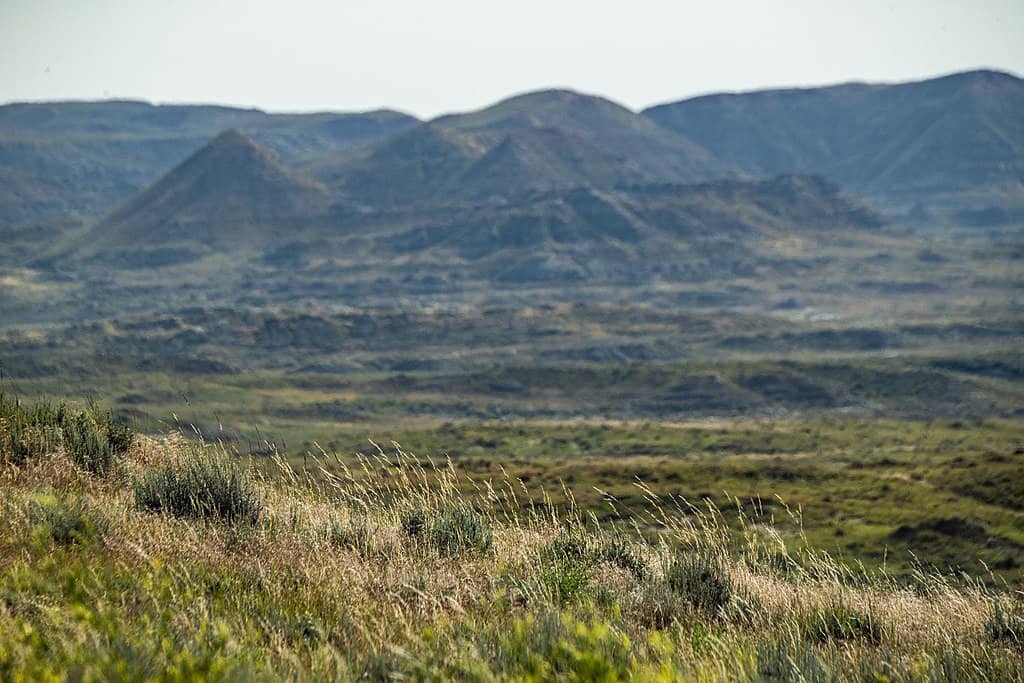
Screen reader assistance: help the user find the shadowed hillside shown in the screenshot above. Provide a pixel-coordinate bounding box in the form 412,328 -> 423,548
322,89 -> 728,206
0,101 -> 417,233
70,130 -> 330,263
643,70 -> 1024,223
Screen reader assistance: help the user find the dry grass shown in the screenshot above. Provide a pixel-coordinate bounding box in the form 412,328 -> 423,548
1,416 -> 1023,680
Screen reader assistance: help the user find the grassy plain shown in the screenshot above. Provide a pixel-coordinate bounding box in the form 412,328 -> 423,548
5,368 -> 1023,586
2,396 -> 1023,680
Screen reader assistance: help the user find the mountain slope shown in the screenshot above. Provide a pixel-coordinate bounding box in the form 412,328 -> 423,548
335,174 -> 888,285
324,123 -> 484,206
451,127 -> 653,200
79,130 -> 330,259
643,70 -> 1024,215
483,176 -> 879,283
323,89 -> 727,205
435,89 -> 724,182
0,101 -> 418,229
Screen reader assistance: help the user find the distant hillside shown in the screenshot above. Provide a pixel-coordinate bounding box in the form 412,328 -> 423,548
4,69 -> 1023,301
435,89 -> 724,182
3,70 -> 1022,237
74,130 -> 330,264
643,70 -> 1024,219
258,174 -> 886,285
323,89 -> 727,206
0,101 -> 418,229
61,151 -> 885,288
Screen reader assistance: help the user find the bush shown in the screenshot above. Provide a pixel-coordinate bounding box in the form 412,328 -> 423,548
633,582 -> 688,630
328,513 -> 380,558
401,507 -> 492,555
666,551 -> 733,613
985,603 -> 1023,648
596,537 -> 649,581
61,408 -> 132,475
484,613 -> 637,681
802,602 -> 883,645
757,635 -> 831,683
135,452 -> 261,524
536,537 -> 593,606
32,496 -> 107,546
0,395 -> 132,474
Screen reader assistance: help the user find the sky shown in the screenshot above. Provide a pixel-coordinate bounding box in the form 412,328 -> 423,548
1,0 -> 1022,119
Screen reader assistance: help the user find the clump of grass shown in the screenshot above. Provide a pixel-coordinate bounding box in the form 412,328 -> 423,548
633,581 -> 688,630
328,512 -> 382,558
595,537 -> 649,581
536,534 -> 594,605
134,450 -> 261,524
757,634 -> 831,682
985,603 -> 1023,648
0,394 -> 132,474
802,601 -> 883,645
666,551 -> 733,613
31,495 -> 107,546
401,506 -> 492,555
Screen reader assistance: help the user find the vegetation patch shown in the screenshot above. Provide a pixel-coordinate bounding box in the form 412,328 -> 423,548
985,603 -> 1024,648
134,450 -> 262,524
401,506 -> 493,555
534,533 -> 595,605
31,495 -> 107,547
1,394 -> 132,474
757,635 -> 831,682
1,401 -> 1023,680
666,551 -> 734,614
801,602 -> 884,645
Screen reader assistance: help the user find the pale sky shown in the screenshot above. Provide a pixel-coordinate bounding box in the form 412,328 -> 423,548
1,0 -> 1022,119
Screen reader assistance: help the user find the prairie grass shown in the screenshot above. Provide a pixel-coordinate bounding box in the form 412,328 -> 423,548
0,398 -> 1022,680
1,392 -> 132,474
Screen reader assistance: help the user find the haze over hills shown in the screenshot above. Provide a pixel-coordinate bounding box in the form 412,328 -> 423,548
59,125 -> 886,287
1,69 -> 1021,240
319,89 -> 727,207
0,101 -> 417,230
643,69 -> 1024,221
81,130 -> 331,260
0,69 -> 1021,323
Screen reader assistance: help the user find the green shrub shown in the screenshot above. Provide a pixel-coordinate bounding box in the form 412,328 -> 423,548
135,453 -> 261,524
328,513 -> 379,558
401,507 -> 492,555
666,551 -> 733,613
985,603 -> 1023,648
537,539 -> 593,606
802,602 -> 882,645
757,635 -> 831,682
32,496 -> 107,546
61,409 -> 129,475
596,537 -> 649,581
481,612 -> 637,680
633,582 -> 688,630
0,395 -> 132,474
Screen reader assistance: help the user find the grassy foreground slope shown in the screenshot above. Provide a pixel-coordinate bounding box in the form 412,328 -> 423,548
2,396 -> 1024,681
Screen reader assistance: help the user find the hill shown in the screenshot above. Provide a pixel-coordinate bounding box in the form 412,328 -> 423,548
643,70 -> 1024,222
204,173 -> 885,287
4,70 -> 1022,241
323,89 -> 727,205
73,130 -> 330,264
374,174 -> 884,280
434,89 -> 724,183
1,70 -> 1021,321
0,101 -> 418,234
